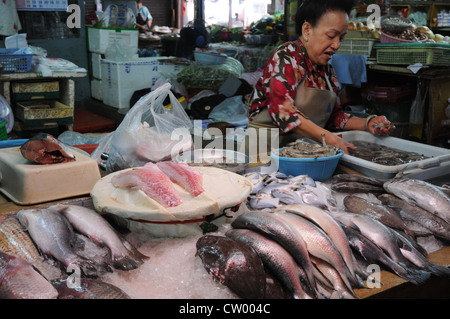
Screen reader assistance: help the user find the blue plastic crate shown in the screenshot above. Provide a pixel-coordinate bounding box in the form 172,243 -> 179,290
270,148 -> 344,181
0,48 -> 32,73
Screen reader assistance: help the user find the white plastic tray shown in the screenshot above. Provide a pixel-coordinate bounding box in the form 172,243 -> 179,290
337,131 -> 450,179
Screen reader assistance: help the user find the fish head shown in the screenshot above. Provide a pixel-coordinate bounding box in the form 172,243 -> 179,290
16,209 -> 41,229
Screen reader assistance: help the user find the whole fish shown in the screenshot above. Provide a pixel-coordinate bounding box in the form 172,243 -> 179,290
0,216 -> 62,280
393,230 -> 450,278
20,132 -> 76,164
275,204 -> 359,282
50,204 -> 147,271
196,235 -> 266,299
17,209 -> 98,278
111,162 -> 183,207
331,181 -> 384,194
226,228 -> 312,299
378,194 -> 450,241
247,195 -> 280,210
275,212 -> 356,294
331,212 -> 423,273
343,226 -> 429,285
156,161 -> 204,196
0,251 -> 58,299
332,174 -> 386,186
51,278 -> 131,299
244,172 -> 265,195
231,211 -> 317,296
343,195 -> 414,236
383,178 -> 450,224
310,256 -> 355,299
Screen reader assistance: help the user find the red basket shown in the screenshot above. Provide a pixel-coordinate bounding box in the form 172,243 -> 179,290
380,31 -> 415,44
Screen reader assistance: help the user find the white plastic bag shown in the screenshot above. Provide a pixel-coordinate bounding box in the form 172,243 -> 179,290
97,83 -> 193,172
208,95 -> 249,126
409,83 -> 427,139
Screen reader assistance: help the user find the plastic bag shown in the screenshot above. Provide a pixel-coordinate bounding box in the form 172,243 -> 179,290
96,83 -> 193,172
208,95 -> 249,126
0,94 -> 14,133
409,83 -> 427,139
97,4 -> 136,29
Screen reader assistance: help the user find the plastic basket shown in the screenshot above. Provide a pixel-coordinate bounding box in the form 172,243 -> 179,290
366,84 -> 414,103
0,48 -> 32,73
380,31 -> 415,44
375,42 -> 450,66
338,38 -> 376,56
270,149 -> 344,181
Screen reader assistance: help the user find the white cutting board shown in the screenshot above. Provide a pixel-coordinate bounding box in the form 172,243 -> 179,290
0,147 -> 101,205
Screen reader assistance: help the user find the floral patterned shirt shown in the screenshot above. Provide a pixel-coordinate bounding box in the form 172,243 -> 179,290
249,40 -> 351,133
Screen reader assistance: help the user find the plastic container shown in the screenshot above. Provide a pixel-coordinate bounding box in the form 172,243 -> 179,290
0,119 -> 7,141
375,43 -> 450,66
194,51 -> 227,65
380,31 -> 415,44
339,38 -> 376,56
270,149 -> 344,181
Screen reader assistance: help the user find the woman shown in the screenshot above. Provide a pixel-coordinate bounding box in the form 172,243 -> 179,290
249,0 -> 394,154
136,0 -> 153,32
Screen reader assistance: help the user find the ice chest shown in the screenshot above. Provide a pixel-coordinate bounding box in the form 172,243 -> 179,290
337,131 -> 450,179
87,26 -> 138,54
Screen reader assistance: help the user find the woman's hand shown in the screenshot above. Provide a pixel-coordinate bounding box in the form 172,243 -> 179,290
367,115 -> 396,136
325,132 -> 355,154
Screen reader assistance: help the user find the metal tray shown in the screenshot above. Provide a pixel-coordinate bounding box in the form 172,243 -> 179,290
174,148 -> 251,174
336,131 -> 450,179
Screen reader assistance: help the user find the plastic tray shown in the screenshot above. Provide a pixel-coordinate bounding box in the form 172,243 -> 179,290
337,131 -> 450,179
0,48 -> 32,73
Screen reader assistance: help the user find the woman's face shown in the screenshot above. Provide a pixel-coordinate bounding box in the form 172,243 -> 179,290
302,10 -> 348,65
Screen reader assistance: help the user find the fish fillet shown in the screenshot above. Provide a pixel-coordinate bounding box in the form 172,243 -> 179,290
157,161 -> 204,196
111,163 -> 183,207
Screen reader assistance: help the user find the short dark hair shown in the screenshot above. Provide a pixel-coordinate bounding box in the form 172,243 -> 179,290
295,0 -> 354,36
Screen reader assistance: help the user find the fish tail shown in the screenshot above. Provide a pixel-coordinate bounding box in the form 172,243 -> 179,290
401,265 -> 431,285
112,253 -> 145,271
425,263 -> 450,278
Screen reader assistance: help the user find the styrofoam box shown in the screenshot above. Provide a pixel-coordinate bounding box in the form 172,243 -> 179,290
90,53 -> 103,79
90,78 -> 103,101
336,131 -> 450,179
101,57 -> 187,110
87,26 -> 138,54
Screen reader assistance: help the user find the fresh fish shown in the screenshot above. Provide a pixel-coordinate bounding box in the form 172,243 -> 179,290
275,204 -> 359,282
111,162 -> 183,207
247,196 -> 280,210
244,172 -> 265,195
20,132 -> 76,164
0,251 -> 59,299
343,195 -> 414,236
271,189 -> 306,205
332,174 -> 386,186
51,204 -> 148,271
288,174 -> 316,187
275,212 -> 357,294
343,226 -> 429,285
310,256 -> 355,299
196,235 -> 266,299
0,216 -> 62,280
226,228 -> 312,299
277,138 -> 339,158
393,230 -> 450,278
51,278 -> 131,299
378,194 -> 450,241
231,211 -> 317,296
331,181 -> 384,194
383,178 -> 450,224
17,209 -> 98,278
256,180 -> 297,196
156,161 -> 204,196
272,184 -> 335,210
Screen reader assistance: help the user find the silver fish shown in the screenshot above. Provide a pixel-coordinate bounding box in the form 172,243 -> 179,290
383,178 -> 450,224
0,251 -> 59,299
378,194 -> 450,241
275,212 -> 356,294
51,278 -> 131,299
332,174 -> 386,186
343,195 -> 414,236
331,181 -> 384,194
226,228 -> 313,299
275,204 -> 360,282
50,204 -> 148,271
231,211 -> 317,296
17,209 -> 98,278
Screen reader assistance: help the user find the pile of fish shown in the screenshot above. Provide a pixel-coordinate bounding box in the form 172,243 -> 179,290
0,204 -> 148,299
274,137 -> 340,158
111,161 -> 205,207
348,141 -> 429,166
196,172 -> 450,299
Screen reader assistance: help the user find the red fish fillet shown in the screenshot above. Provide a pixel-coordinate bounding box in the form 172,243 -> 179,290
111,163 -> 183,207
156,161 -> 205,196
